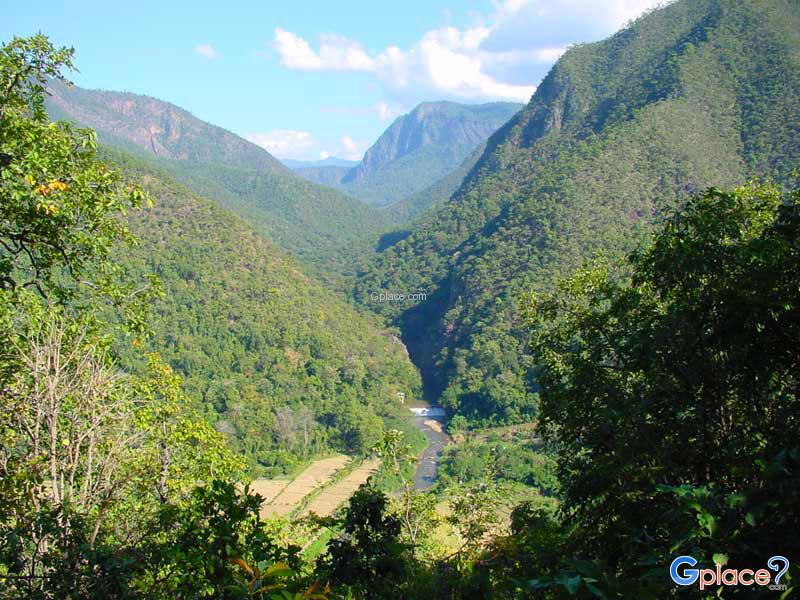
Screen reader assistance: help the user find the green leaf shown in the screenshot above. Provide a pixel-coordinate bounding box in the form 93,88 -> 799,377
556,574 -> 582,594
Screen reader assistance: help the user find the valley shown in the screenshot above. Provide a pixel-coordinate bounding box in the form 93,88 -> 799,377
2,0 -> 799,597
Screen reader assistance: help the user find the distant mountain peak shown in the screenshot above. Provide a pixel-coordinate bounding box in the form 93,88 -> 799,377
290,100 -> 522,207
342,101 -> 522,186
282,157 -> 358,169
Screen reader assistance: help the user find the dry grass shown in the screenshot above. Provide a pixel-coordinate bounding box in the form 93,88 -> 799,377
302,458 -> 381,517
259,455 -> 349,518
249,480 -> 290,518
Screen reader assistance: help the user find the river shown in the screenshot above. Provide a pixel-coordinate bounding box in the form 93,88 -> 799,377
411,416 -> 449,489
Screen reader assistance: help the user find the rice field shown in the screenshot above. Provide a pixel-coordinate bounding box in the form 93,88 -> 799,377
249,479 -> 290,518
256,455 -> 350,518
302,458 -> 381,517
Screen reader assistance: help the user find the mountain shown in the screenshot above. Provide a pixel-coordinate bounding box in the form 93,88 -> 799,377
45,80 -> 391,270
282,157 -> 358,169
292,164 -> 352,188
332,101 -> 522,207
353,0 -> 800,422
103,148 -> 421,476
46,78 -> 283,170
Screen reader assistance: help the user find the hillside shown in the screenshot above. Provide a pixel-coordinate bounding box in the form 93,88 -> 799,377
353,0 -> 800,422
386,143 -> 486,222
45,81 -> 392,268
104,149 -> 421,475
323,101 -> 521,207
46,78 -> 283,170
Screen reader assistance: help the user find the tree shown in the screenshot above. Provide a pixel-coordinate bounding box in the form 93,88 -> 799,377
373,429 -> 440,556
7,315 -> 141,545
146,480 -> 314,600
0,35 -> 248,598
523,181 -> 800,594
0,34 -> 148,305
0,303 -> 245,597
317,483 -> 406,599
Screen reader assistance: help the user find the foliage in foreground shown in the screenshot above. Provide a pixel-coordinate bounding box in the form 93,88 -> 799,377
0,35 -> 325,599
519,181 -> 799,597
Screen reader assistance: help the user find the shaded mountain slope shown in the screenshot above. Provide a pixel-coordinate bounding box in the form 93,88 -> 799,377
353,0 -> 800,422
386,142 -> 487,222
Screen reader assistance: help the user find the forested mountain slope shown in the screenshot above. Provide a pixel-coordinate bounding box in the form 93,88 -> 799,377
328,101 -> 521,207
105,149 -> 421,475
353,0 -> 800,422
386,142 -> 487,222
45,81 -> 392,268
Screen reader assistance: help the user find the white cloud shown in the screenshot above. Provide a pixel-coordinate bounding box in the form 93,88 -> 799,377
375,101 -> 396,121
340,135 -> 367,161
482,0 -> 664,53
246,130 -> 317,158
272,0 -> 663,103
245,131 -> 368,160
194,43 -> 218,59
273,24 -> 534,102
495,0 -> 661,22
274,28 -> 374,71
374,26 -> 535,101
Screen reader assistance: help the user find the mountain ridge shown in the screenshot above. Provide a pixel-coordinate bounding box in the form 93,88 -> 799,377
45,80 -> 393,271
46,78 -> 287,171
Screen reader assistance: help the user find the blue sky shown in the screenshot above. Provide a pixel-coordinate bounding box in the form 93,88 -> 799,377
3,0 -> 662,160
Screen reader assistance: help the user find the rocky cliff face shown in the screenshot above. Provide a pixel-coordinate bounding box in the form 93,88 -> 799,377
46,79 -> 285,171
343,101 -> 521,184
